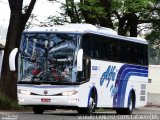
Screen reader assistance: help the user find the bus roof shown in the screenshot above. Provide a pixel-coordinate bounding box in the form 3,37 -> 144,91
25,24 -> 148,45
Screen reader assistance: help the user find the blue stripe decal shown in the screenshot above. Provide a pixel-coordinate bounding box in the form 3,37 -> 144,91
113,64 -> 148,107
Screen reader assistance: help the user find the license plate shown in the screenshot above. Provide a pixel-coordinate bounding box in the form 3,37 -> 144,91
41,98 -> 51,102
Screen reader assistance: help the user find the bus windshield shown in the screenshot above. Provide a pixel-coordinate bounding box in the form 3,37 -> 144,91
19,33 -> 79,84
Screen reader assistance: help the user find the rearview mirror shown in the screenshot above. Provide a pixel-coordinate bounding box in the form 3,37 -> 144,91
9,48 -> 18,71
77,49 -> 83,71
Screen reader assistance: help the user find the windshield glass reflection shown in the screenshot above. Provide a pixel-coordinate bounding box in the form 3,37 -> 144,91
19,33 -> 78,83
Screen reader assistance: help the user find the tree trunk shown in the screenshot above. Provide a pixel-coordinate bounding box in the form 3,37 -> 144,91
0,12 -> 22,100
99,0 -> 113,28
0,0 -> 36,101
118,13 -> 138,37
127,13 -> 138,37
118,15 -> 127,35
66,0 -> 80,23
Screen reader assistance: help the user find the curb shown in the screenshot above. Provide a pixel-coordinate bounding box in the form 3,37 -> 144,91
137,106 -> 160,111
146,103 -> 160,108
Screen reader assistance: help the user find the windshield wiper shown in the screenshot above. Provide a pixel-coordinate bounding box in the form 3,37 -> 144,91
31,76 -> 42,82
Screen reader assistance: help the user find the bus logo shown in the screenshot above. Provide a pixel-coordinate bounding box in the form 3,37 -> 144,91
100,65 -> 116,87
92,66 -> 98,70
44,90 -> 48,95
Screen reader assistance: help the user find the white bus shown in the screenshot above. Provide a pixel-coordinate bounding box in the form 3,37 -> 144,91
10,24 -> 148,115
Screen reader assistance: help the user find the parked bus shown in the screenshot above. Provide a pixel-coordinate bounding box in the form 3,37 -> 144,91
9,24 -> 148,115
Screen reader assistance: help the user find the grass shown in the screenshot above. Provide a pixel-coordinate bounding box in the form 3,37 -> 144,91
0,94 -> 31,111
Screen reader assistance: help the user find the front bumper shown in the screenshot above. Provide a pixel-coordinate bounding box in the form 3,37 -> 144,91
18,94 -> 79,107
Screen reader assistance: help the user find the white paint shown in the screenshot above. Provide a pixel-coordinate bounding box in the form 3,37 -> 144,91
148,65 -> 160,93
18,60 -> 148,108
25,24 -> 147,44
17,27 -> 148,109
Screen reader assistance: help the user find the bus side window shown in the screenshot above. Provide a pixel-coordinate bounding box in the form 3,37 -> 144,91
91,35 -> 98,58
109,38 -> 115,61
81,34 -> 91,57
83,58 -> 91,80
104,37 -> 110,60
78,34 -> 91,82
77,58 -> 91,82
143,45 -> 148,65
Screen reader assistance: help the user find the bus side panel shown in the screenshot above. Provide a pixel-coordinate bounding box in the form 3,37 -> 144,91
112,64 -> 148,108
90,59 -> 148,108
77,82 -> 95,107
90,60 -> 123,107
124,76 -> 148,108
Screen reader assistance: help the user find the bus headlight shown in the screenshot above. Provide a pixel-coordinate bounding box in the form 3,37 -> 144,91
18,89 -> 31,95
62,91 -> 78,96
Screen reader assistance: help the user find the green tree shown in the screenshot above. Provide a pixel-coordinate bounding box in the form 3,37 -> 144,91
0,0 -> 36,100
144,0 -> 160,64
146,30 -> 160,64
47,0 -> 158,37
46,0 -> 113,27
65,0 -> 80,23
111,0 -> 154,37
146,19 -> 160,64
46,0 -> 160,64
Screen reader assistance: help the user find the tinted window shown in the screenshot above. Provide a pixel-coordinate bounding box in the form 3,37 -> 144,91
81,34 -> 91,57
81,33 -> 148,66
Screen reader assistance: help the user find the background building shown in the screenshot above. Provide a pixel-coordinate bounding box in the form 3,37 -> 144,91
148,65 -> 160,106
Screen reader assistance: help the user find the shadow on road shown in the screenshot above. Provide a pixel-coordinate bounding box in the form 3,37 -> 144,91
43,111 -> 117,116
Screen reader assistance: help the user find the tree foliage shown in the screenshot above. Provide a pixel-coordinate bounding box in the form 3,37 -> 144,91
46,0 -> 158,36
44,0 -> 113,28
111,0 -> 154,37
146,29 -> 160,64
145,1 -> 160,64
45,0 -> 160,64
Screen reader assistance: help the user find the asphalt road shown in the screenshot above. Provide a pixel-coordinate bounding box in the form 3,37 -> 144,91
0,107 -> 160,120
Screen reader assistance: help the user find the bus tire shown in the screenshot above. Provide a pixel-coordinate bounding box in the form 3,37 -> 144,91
116,108 -> 123,115
125,93 -> 134,115
116,93 -> 134,115
78,93 -> 96,115
33,106 -> 44,114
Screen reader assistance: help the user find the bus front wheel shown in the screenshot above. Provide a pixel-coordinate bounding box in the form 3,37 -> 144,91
77,94 -> 96,115
33,106 -> 44,114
